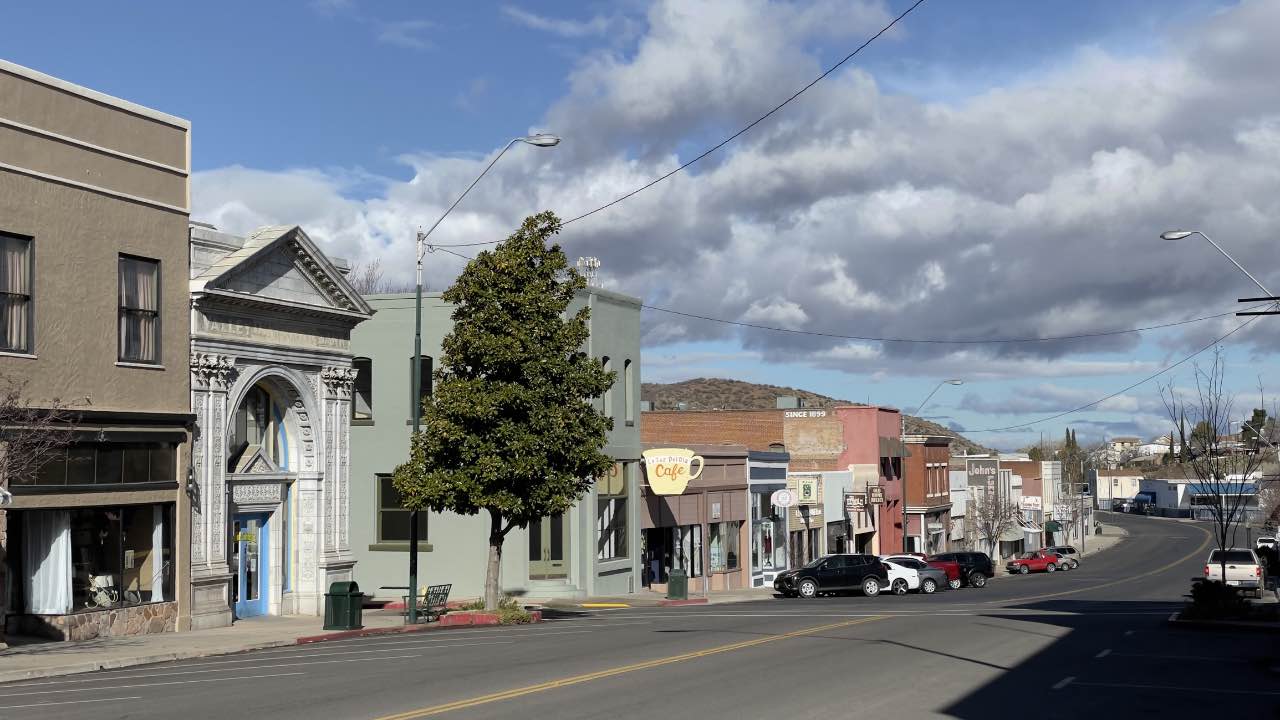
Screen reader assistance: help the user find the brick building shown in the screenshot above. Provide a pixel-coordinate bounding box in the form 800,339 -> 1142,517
902,435 -> 954,554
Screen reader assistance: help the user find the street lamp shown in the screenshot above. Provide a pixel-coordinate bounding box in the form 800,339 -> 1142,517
406,133 -> 560,624
900,379 -> 963,553
1160,229 -> 1272,297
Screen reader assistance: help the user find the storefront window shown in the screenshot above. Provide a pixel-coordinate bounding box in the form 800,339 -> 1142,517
671,524 -> 702,578
807,527 -> 820,562
709,521 -> 741,572
9,506 -> 175,614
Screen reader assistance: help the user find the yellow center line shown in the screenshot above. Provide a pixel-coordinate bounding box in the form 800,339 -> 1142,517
988,520 -> 1213,605
372,616 -> 883,720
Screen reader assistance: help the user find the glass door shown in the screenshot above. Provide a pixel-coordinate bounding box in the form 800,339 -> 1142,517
528,513 -> 567,580
232,513 -> 269,618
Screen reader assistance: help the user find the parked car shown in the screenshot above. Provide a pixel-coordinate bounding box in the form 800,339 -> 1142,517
885,554 -> 962,589
774,554 -> 890,599
1041,546 -> 1080,569
1007,550 -> 1061,574
928,552 -> 994,588
1204,548 -> 1266,598
882,557 -> 948,594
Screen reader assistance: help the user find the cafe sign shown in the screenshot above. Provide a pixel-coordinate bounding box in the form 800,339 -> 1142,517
642,448 -> 705,496
845,493 -> 866,513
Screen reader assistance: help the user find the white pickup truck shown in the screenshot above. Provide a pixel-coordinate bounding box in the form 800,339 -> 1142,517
1204,548 -> 1266,597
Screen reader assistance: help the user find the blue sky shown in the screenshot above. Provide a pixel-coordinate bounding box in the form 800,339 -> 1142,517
7,0 -> 1278,450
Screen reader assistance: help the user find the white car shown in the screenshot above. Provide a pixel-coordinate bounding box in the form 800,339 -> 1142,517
882,559 -> 923,595
1205,548 -> 1266,598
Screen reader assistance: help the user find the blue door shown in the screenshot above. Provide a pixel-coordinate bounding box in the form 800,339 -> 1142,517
232,513 -> 270,618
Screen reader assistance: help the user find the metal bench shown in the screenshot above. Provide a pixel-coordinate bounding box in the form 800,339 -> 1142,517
381,583 -> 452,623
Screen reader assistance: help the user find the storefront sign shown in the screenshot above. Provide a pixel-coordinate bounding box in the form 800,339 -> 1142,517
868,485 -> 885,504
845,493 -> 866,513
770,488 -> 796,508
642,448 -> 705,496
1053,504 -> 1073,521
1019,496 -> 1042,511
235,531 -> 257,542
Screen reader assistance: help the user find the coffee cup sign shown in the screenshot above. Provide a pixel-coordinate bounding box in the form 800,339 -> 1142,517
642,448 -> 705,495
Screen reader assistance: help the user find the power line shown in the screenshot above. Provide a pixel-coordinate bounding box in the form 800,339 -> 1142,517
644,302 -> 1271,345
962,315 -> 1262,433
430,0 -> 928,247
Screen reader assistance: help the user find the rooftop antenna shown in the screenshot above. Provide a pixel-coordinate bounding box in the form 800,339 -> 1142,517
577,256 -> 601,287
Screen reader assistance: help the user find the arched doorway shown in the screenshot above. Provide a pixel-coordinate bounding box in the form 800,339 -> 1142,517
225,377 -> 303,618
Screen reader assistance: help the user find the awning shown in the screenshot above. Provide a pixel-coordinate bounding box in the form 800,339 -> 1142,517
1044,521 -> 1062,533
999,527 -> 1024,542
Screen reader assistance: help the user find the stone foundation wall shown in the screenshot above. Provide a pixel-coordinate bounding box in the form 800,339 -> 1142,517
9,602 -> 178,642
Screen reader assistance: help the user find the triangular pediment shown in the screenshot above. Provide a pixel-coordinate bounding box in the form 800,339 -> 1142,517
191,225 -> 373,317
231,444 -> 278,475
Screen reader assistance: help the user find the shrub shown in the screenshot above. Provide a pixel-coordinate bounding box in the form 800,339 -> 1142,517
1183,580 -> 1249,620
497,596 -> 533,625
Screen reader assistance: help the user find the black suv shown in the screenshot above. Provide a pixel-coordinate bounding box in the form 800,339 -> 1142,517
928,552 -> 994,588
774,554 -> 890,598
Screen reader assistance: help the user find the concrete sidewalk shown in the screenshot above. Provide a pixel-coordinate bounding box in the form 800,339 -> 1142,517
0,610 -> 422,684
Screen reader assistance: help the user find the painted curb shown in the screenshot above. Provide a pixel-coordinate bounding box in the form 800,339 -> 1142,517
658,598 -> 709,606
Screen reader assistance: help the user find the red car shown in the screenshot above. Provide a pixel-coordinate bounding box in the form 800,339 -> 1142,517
887,554 -> 962,589
1006,551 -> 1062,575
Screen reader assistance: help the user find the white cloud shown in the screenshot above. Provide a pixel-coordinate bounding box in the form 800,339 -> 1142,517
376,19 -> 434,50
742,297 -> 809,326
501,6 -> 617,38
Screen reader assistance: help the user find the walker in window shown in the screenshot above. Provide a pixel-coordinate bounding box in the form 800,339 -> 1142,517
86,574 -> 141,609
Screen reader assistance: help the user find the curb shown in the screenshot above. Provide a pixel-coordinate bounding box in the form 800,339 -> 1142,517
1166,610 -> 1280,634
658,598 -> 709,606
297,610 -> 543,644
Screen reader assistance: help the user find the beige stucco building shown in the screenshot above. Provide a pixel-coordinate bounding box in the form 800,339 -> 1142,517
0,59 -> 193,641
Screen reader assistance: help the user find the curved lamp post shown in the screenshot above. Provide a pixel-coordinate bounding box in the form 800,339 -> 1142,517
1160,229 -> 1272,297
407,133 -> 560,624
900,379 -> 964,553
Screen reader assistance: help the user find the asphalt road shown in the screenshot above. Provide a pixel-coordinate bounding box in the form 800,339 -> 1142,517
4,512 -> 1277,720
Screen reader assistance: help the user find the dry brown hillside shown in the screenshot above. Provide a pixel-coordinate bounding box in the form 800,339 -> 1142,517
641,377 -> 994,455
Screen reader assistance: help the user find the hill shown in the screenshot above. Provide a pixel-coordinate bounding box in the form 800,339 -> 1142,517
641,377 -> 994,455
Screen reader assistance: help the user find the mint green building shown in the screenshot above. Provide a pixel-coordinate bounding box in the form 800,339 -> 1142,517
348,288 -> 642,602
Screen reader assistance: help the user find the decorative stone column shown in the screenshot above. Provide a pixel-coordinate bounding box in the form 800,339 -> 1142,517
317,365 -> 357,595
188,352 -> 236,630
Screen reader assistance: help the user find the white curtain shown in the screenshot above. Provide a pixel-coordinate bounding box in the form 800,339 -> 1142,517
23,511 -> 72,614
119,258 -> 158,362
150,505 -> 166,602
0,236 -> 30,352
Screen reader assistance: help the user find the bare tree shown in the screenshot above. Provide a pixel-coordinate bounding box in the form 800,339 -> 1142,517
0,375 -> 78,645
970,483 -> 1019,559
345,257 -> 416,295
1160,349 -> 1277,582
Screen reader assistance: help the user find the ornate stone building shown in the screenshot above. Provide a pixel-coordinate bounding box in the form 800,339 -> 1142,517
188,223 -> 371,629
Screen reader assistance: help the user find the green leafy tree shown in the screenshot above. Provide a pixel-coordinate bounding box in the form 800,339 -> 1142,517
392,212 -> 616,609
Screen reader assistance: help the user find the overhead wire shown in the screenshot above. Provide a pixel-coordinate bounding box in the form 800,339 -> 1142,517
429,0 -> 928,247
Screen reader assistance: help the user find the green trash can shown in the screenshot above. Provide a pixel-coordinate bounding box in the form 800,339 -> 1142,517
323,581 -> 364,630
667,569 -> 688,600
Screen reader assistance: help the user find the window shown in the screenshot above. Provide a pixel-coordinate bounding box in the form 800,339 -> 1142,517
709,521 -> 741,572
409,355 -> 432,418
596,465 -> 628,560
671,524 -> 702,578
0,233 -> 32,353
352,358 -> 373,421
230,384 -> 285,471
118,255 -> 160,363
623,359 -> 634,425
601,356 -> 612,417
377,474 -> 428,543
17,504 -> 173,614
807,527 -> 820,562
23,443 -> 178,486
